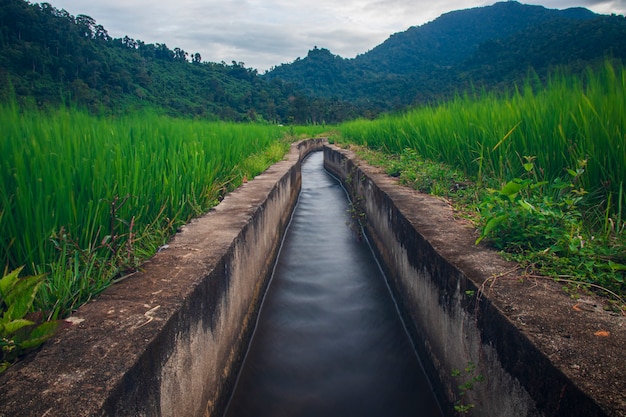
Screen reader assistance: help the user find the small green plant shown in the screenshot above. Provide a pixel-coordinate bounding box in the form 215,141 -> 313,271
346,195 -> 367,240
344,168 -> 367,239
355,146 -> 472,199
452,361 -> 484,415
475,157 -> 585,249
475,158 -> 625,299
0,267 -> 60,373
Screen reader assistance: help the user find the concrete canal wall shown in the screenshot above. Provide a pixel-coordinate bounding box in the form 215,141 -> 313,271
323,144 -> 624,417
0,139 -> 623,417
0,138 -> 325,417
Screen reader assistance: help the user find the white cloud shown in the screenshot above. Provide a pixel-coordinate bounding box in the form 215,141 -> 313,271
47,0 -> 626,71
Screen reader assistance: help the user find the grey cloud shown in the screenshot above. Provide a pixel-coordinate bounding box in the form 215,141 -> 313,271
530,0 -> 625,14
48,0 -> 626,71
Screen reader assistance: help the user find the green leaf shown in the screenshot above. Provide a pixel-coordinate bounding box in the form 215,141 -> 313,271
0,319 -> 35,337
529,180 -> 548,189
492,121 -> 521,151
608,261 -> 626,272
483,214 -> 509,234
476,214 -> 509,244
0,267 -> 22,300
518,199 -> 536,212
3,275 -> 44,321
500,180 -> 524,196
17,321 -> 60,350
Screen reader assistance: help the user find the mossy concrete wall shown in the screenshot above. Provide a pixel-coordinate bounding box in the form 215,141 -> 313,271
0,138 -> 326,417
323,144 -> 625,417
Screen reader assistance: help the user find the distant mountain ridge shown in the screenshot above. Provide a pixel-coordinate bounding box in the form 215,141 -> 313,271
1,0 -> 625,121
264,1 -> 625,111
355,1 -> 597,72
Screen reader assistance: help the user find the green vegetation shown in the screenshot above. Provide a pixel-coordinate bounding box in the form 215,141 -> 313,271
266,3 -> 626,113
1,0 -> 624,374
3,1 -> 626,123
0,103 -> 296,319
451,361 -> 484,414
0,0 -> 357,123
1,267 -> 60,373
335,60 -> 625,303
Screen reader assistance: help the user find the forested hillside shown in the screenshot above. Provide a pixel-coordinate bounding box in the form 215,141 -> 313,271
0,0 -> 364,122
1,0 -> 625,121
265,1 -> 626,111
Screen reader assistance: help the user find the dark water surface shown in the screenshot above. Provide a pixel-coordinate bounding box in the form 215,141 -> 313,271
224,151 -> 443,417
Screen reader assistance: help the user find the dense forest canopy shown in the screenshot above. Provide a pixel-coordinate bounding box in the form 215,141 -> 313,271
1,0 -> 625,121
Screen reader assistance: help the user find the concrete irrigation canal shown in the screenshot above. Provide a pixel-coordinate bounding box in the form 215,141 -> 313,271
0,139 -> 623,416
224,151 -> 442,417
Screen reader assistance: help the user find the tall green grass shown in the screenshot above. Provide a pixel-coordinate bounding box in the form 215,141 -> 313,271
339,60 -> 625,222
337,60 -> 625,301
0,105 -> 289,317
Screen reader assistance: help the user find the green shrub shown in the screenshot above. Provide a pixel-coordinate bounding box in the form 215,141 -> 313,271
475,158 -> 624,298
0,267 -> 59,373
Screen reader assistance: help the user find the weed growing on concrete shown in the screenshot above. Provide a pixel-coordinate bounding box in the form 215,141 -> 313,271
451,361 -> 484,415
347,195 -> 367,240
344,168 -> 367,239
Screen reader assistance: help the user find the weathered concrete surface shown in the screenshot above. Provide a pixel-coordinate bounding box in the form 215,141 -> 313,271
324,144 -> 625,417
0,138 -> 326,417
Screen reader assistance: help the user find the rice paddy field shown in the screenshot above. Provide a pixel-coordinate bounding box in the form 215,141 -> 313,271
336,60 -> 625,302
0,107 -> 309,318
338,61 -> 625,212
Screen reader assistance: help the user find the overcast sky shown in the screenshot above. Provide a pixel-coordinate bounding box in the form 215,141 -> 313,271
48,0 -> 625,72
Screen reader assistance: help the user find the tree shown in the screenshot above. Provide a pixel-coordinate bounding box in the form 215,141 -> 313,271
122,36 -> 138,49
173,47 -> 188,62
154,43 -> 174,61
75,14 -> 96,38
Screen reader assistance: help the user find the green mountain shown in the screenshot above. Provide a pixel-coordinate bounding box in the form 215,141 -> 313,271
354,1 -> 596,73
0,0 -> 339,122
1,0 -> 625,122
265,1 -> 626,111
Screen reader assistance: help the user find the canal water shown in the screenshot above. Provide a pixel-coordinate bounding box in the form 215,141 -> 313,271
224,151 -> 443,417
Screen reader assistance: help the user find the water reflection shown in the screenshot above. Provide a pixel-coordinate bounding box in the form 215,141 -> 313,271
224,151 -> 442,417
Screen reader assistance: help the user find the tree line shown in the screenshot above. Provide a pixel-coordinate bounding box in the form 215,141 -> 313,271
0,0 -> 363,123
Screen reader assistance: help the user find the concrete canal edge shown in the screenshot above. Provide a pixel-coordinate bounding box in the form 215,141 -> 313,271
0,139 -> 623,417
324,144 -> 625,417
0,138 -> 325,417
